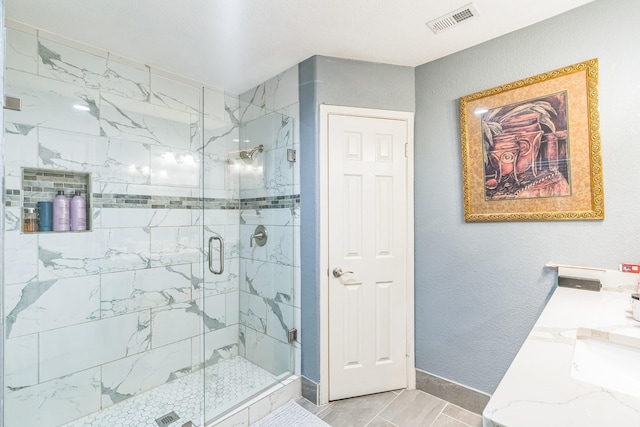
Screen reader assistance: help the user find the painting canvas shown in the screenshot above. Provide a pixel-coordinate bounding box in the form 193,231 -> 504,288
459,59 -> 603,222
482,92 -> 569,200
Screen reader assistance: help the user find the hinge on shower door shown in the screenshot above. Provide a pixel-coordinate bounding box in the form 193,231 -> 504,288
287,149 -> 297,162
3,96 -> 21,111
288,328 -> 298,343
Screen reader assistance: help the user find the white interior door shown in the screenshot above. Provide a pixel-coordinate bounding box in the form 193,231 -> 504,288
327,113 -> 409,401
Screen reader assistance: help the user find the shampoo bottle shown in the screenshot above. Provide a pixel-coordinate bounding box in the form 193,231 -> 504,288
70,190 -> 87,231
52,190 -> 70,231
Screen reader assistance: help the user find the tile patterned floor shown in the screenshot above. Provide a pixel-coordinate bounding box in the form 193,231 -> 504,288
63,356 -> 277,427
296,389 -> 483,427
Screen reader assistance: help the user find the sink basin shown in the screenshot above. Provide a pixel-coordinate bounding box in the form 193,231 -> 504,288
571,328 -> 640,398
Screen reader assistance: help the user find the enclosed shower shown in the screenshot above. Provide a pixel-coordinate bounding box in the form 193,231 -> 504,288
1,21 -> 299,427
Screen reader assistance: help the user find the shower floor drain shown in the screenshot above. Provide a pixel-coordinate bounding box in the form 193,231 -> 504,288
155,411 -> 179,427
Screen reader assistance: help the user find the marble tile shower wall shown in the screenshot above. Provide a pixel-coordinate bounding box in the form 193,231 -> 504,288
236,67 -> 302,378
2,26 -> 243,427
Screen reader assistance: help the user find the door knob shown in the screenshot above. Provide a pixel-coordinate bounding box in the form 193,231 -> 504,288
332,267 -> 353,278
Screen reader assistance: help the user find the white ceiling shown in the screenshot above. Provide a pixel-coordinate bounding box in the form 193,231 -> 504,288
6,0 -> 595,94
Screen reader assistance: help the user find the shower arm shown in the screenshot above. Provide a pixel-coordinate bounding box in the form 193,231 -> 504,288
247,145 -> 264,156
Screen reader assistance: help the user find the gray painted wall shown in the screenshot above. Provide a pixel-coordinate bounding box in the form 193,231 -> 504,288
415,0 -> 640,393
299,56 -> 415,382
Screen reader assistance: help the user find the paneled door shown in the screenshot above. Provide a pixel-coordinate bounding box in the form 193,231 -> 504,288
327,112 -> 410,400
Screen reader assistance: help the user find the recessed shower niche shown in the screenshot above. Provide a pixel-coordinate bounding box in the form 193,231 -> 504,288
21,168 -> 92,232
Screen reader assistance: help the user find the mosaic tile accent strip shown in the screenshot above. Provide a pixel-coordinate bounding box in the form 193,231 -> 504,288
21,168 -> 90,209
91,194 -> 239,210
240,195 -> 300,210
5,189 -> 21,207
5,190 -> 300,210
63,356 -> 278,427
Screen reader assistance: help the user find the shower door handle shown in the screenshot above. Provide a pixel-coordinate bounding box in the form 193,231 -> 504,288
208,233 -> 224,275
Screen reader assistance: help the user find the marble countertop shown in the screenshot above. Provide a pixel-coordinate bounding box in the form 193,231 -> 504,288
483,274 -> 640,426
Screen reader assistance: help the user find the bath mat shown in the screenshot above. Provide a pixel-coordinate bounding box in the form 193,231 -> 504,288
250,400 -> 330,427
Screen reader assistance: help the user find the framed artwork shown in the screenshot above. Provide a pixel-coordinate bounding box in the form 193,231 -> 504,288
459,58 -> 603,222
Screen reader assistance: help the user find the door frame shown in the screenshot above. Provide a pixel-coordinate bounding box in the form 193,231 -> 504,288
318,104 -> 415,404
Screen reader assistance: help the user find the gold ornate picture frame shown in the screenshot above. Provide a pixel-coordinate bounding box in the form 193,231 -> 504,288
459,58 -> 603,222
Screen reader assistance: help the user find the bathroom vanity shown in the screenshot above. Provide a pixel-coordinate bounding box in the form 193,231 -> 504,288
483,271 -> 640,426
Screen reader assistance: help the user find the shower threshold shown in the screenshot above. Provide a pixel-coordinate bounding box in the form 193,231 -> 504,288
62,356 -> 278,427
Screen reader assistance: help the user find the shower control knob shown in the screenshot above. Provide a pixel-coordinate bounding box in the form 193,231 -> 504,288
332,267 -> 353,278
250,225 -> 268,247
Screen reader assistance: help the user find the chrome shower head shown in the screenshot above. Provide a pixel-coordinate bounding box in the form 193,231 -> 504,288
239,144 -> 264,164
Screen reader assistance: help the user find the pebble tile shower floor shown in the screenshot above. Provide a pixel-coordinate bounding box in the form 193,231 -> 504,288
63,356 -> 277,427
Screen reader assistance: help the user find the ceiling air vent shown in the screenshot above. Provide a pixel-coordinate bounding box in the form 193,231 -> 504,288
427,3 -> 479,34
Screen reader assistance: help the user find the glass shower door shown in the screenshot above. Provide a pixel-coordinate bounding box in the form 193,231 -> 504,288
2,19 -> 296,427
1,24 -> 208,427
200,97 -> 297,424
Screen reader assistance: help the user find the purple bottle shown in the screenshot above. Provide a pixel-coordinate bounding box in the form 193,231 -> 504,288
70,191 -> 87,231
52,190 -> 70,231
